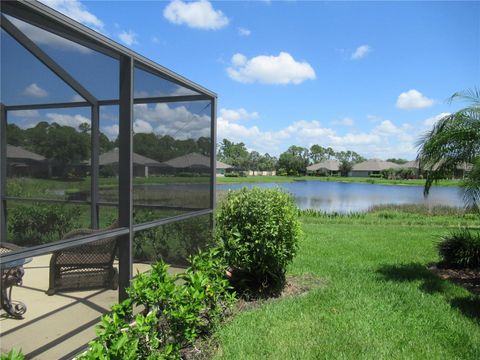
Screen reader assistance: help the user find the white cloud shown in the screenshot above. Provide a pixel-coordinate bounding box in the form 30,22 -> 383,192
219,108 -> 259,122
39,0 -> 104,31
45,113 -> 90,128
119,30 -> 138,46
332,117 -> 354,127
163,0 -> 229,30
231,53 -> 247,67
396,89 -> 434,110
373,119 -> 414,142
8,15 -> 92,54
367,114 -> 382,123
133,103 -> 211,140
134,84 -> 196,98
72,94 -> 85,102
217,118 -> 285,154
351,45 -> 371,60
22,83 -> 48,98
238,27 -> 251,36
102,124 -> 119,139
9,110 -> 40,118
217,109 -> 423,159
227,52 -> 316,85
374,120 -> 401,135
329,133 -> 381,146
424,112 -> 451,128
133,119 -> 153,134
283,120 -> 336,140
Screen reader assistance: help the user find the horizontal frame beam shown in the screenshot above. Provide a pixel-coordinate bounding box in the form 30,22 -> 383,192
133,209 -> 212,232
0,208 -> 213,264
4,196 -> 207,212
5,101 -> 91,111
0,227 -> 129,264
3,196 -> 91,206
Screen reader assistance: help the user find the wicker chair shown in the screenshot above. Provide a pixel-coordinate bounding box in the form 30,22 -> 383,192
46,223 -> 119,295
1,243 -> 27,318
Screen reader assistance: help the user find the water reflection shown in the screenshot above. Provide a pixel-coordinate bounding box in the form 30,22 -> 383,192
216,181 -> 464,213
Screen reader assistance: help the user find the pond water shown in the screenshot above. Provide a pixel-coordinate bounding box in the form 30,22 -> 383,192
216,181 -> 465,213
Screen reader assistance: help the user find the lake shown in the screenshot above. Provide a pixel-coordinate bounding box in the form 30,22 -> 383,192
216,181 -> 465,213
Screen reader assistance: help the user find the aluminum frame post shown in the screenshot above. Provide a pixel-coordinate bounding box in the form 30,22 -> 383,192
118,55 -> 133,302
91,105 -> 99,229
209,97 -> 217,239
0,105 -> 7,243
210,97 -> 217,211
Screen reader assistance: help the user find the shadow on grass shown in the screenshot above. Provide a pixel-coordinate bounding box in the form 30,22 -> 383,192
377,263 -> 480,323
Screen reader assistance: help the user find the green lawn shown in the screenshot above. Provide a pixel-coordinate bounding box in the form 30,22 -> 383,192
217,175 -> 461,187
213,215 -> 480,359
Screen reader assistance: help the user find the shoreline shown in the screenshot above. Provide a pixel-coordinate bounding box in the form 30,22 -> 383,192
216,175 -> 461,187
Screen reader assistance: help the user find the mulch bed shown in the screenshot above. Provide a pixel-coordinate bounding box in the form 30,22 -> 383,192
234,273 -> 326,313
429,265 -> 480,295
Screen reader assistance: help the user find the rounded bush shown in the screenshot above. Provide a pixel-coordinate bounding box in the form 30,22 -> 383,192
216,187 -> 301,297
438,229 -> 480,268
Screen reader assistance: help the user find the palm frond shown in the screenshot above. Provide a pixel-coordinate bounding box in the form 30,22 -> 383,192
462,158 -> 480,212
417,88 -> 480,197
448,87 -> 480,107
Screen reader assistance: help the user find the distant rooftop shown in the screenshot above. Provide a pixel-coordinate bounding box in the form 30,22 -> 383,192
6,144 -> 46,161
352,159 -> 400,171
307,159 -> 340,171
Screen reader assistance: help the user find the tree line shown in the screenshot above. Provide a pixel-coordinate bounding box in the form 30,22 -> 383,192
7,121 -> 411,177
216,138 -> 403,176
7,121 -> 210,173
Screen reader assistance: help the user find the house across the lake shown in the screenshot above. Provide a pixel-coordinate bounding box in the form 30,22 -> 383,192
246,170 -> 277,176
216,160 -> 232,176
350,159 -> 400,177
95,148 -> 161,177
6,144 -> 47,177
307,159 -> 340,176
400,159 -> 473,179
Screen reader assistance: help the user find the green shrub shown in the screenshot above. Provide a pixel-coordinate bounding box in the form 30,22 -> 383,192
438,229 -> 480,268
132,210 -> 211,266
79,251 -> 235,360
0,349 -> 24,360
7,203 -> 81,246
99,164 -> 117,178
216,188 -> 301,298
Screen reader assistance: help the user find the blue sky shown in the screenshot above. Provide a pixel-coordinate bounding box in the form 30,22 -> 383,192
8,1 -> 480,159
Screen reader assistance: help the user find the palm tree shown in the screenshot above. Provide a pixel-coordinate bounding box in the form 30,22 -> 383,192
417,88 -> 480,210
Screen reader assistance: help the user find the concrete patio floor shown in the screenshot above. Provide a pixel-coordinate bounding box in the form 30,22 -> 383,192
0,255 -> 182,359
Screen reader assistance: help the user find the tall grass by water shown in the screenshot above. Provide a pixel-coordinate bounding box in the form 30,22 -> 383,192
299,204 -> 479,227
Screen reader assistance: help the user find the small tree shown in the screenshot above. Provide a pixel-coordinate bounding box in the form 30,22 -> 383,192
339,160 -> 353,177
277,145 -> 309,175
216,188 -> 301,298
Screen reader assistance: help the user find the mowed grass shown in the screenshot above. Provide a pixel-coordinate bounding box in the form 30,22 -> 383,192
213,216 -> 480,359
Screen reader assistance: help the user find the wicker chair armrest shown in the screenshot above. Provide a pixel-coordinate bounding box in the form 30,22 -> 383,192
61,221 -> 118,240
0,242 -> 23,254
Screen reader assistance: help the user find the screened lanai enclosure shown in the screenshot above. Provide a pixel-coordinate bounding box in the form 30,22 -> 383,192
0,1 -> 217,358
